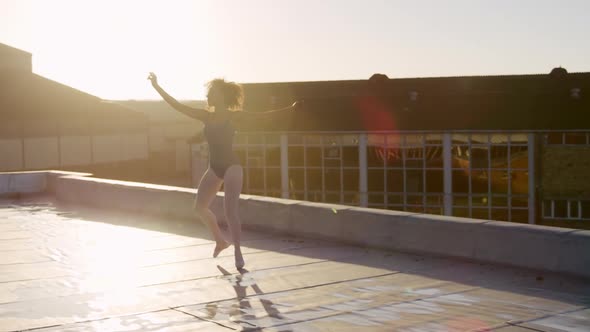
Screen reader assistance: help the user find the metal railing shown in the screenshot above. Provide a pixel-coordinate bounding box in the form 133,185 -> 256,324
196,130 -> 590,224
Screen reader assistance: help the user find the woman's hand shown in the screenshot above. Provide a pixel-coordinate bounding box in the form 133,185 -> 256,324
147,72 -> 158,86
291,100 -> 305,111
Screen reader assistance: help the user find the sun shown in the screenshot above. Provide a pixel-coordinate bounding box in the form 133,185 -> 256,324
29,0 -> 214,100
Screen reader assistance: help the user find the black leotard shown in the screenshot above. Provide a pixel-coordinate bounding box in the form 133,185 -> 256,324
204,115 -> 240,178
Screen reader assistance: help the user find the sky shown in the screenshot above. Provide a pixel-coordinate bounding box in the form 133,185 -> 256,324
1,0 -> 589,100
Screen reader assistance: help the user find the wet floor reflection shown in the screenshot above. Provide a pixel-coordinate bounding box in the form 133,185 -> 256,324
3,201 -> 590,331
200,265 -> 291,331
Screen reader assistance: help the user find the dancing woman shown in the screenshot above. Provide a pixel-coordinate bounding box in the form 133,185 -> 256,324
148,73 -> 301,269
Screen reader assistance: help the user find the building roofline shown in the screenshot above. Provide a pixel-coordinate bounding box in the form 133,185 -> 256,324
0,42 -> 32,56
31,73 -> 101,101
241,71 -> 590,86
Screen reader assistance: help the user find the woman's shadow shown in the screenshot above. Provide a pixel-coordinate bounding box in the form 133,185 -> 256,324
203,265 -> 292,331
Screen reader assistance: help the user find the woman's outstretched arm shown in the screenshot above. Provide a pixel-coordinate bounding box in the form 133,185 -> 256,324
147,72 -> 209,122
260,102 -> 300,115
237,100 -> 304,121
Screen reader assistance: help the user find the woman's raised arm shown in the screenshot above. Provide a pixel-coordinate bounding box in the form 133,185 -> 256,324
148,72 -> 209,122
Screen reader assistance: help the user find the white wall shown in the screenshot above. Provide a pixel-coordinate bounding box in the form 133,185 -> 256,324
0,139 -> 23,171
24,137 -> 59,169
92,135 -> 122,163
60,136 -> 92,166
120,134 -> 149,161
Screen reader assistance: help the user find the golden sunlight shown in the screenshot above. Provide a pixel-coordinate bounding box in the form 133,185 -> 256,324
30,0 -> 214,99
75,225 -> 150,291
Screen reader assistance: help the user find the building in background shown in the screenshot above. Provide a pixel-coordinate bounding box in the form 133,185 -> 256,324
115,99 -> 208,187
228,70 -> 589,227
4,40 -> 588,227
0,42 -> 150,181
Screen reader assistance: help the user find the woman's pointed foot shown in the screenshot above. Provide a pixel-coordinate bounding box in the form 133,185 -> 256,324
213,240 -> 230,258
235,249 -> 245,270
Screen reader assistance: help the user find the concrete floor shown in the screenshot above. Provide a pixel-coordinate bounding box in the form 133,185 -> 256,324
1,197 -> 589,332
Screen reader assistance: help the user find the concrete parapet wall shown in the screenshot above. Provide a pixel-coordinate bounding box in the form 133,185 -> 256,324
2,170 -> 589,279
238,196 -> 590,278
0,171 -> 47,195
54,175 -> 197,220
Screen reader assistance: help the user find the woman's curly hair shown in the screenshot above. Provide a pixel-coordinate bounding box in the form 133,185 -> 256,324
207,78 -> 244,111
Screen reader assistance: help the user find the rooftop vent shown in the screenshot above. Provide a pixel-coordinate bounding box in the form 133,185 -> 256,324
549,67 -> 568,79
367,73 -> 389,95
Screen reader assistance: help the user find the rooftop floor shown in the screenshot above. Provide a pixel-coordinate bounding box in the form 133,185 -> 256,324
1,196 -> 589,332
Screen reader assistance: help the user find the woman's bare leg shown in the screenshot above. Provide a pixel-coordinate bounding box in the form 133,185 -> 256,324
223,165 -> 244,269
194,168 -> 229,257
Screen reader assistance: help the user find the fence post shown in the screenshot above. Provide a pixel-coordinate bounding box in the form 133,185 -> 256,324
443,133 -> 453,215
359,133 -> 368,207
528,133 -> 536,224
280,134 -> 289,199
21,120 -> 26,170
57,121 -> 61,168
